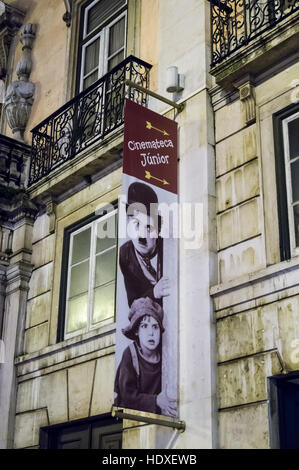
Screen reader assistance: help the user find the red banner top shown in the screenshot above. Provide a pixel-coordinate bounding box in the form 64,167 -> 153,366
123,99 -> 178,195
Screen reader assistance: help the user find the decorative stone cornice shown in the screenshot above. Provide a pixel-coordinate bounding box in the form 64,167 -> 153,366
0,189 -> 39,226
8,192 -> 38,224
4,24 -> 37,142
5,259 -> 33,289
45,195 -> 57,234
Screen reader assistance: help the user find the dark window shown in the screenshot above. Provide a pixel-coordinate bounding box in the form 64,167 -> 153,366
269,373 -> 299,449
39,415 -> 122,449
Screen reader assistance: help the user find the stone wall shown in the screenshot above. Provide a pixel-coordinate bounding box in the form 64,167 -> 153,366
215,102 -> 265,284
15,334 -> 115,448
212,62 -> 299,448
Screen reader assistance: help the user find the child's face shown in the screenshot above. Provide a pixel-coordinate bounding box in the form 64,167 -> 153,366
128,211 -> 158,256
137,315 -> 160,355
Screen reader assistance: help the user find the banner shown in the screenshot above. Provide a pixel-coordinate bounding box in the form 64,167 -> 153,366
114,99 -> 178,418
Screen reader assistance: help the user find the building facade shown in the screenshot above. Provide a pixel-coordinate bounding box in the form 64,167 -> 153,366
0,0 -> 298,449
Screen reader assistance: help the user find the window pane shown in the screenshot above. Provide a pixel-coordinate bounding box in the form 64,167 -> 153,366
69,260 -> 89,297
84,38 -> 100,75
96,215 -> 117,253
291,159 -> 299,203
72,228 -> 91,265
92,282 -> 115,324
108,51 -> 124,72
95,248 -> 116,287
83,71 -> 99,90
109,17 -> 125,56
288,118 -> 299,160
293,204 -> 299,247
86,0 -> 126,35
66,293 -> 88,333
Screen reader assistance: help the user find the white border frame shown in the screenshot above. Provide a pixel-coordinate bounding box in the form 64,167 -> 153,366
80,0 -> 127,91
64,209 -> 118,340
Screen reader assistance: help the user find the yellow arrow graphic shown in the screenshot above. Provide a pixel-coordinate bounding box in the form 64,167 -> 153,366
146,121 -> 169,136
145,170 -> 169,185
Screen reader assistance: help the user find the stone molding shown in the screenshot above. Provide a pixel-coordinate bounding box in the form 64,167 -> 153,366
238,81 -> 256,126
6,259 -> 33,290
210,255 -> 299,317
0,191 -> 38,225
233,75 -> 256,127
15,323 -> 116,381
4,24 -> 37,142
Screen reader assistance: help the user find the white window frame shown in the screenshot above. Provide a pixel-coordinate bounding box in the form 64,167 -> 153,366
282,111 -> 299,257
79,0 -> 127,92
64,209 -> 118,340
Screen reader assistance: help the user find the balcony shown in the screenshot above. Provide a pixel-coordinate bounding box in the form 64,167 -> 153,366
209,0 -> 299,87
0,134 -> 30,191
28,56 -> 152,187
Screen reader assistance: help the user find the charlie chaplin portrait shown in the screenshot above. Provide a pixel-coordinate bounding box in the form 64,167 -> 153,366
119,181 -> 170,307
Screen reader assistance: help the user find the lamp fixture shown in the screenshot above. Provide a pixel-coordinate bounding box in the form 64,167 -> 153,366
166,66 -> 185,93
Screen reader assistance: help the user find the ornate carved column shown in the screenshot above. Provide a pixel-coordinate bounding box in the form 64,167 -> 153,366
4,24 -> 36,142
0,2 -> 24,79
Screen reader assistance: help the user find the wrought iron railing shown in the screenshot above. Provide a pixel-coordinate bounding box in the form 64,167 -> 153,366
210,0 -> 299,66
28,56 -> 152,186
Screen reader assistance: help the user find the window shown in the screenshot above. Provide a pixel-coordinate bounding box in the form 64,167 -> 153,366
58,207 -> 118,341
269,374 -> 299,449
78,0 -> 127,92
282,112 -> 299,253
273,104 -> 299,261
40,415 -> 122,449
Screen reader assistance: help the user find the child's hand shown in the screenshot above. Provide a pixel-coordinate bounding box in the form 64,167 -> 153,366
153,277 -> 170,299
156,391 -> 177,417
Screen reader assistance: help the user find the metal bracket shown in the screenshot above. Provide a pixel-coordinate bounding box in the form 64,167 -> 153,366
112,407 -> 186,432
63,0 -> 72,27
124,79 -> 185,113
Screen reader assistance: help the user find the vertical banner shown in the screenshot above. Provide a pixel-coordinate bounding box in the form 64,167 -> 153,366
114,99 -> 178,418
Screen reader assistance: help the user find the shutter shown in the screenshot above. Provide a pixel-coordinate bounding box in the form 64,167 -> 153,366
86,0 -> 126,35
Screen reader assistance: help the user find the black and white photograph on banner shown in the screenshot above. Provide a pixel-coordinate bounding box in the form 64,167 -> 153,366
114,173 -> 178,418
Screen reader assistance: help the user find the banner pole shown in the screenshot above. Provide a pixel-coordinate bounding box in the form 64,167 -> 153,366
112,408 -> 186,432
124,79 -> 185,113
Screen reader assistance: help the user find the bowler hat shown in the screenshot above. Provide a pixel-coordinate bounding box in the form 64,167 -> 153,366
122,297 -> 165,340
126,182 -> 158,216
